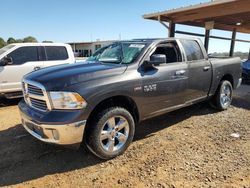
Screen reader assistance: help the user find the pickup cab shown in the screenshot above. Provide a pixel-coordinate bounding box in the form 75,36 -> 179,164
18,38 -> 242,159
0,43 -> 75,99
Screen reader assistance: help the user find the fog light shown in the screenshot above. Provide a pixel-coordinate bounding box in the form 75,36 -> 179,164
52,130 -> 59,140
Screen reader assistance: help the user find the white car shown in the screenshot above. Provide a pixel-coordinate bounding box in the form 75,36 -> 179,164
0,43 -> 75,99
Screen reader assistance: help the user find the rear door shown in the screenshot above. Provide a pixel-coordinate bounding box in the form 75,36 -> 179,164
180,39 -> 212,102
0,46 -> 42,92
43,46 -> 70,67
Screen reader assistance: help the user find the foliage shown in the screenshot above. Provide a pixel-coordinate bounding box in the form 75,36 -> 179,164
23,36 -> 38,43
7,37 -> 16,44
0,37 -> 6,48
15,39 -> 24,43
42,41 -> 53,43
0,36 -> 42,48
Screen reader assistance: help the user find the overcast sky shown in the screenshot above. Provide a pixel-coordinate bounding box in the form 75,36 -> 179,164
1,0 -> 249,53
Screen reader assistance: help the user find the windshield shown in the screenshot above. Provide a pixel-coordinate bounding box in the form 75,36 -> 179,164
0,45 -> 15,56
87,42 -> 147,64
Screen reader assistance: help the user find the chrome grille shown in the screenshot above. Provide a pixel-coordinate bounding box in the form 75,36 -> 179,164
27,84 -> 44,96
22,80 -> 51,112
30,98 -> 48,111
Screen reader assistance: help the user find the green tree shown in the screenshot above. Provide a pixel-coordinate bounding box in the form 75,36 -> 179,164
0,38 -> 6,48
15,39 -> 23,43
7,37 -> 16,44
23,36 -> 38,43
42,40 -> 53,43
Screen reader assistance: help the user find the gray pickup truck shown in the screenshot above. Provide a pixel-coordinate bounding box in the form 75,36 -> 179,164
19,38 -> 242,159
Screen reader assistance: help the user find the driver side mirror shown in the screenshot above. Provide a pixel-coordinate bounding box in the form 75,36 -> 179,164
145,54 -> 167,67
150,54 -> 167,65
0,56 -> 13,66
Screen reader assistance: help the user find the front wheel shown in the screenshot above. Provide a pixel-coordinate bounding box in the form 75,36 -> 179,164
86,107 -> 135,159
210,80 -> 233,110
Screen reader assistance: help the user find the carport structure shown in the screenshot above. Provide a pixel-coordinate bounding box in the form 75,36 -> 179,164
143,0 -> 250,58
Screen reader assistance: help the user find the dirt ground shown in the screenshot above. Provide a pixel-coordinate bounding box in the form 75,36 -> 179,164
0,85 -> 249,188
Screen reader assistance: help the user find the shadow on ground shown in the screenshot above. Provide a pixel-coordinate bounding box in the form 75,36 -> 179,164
232,98 -> 250,110
0,98 -> 21,108
232,84 -> 250,110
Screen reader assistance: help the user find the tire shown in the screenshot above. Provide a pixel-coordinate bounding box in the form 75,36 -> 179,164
210,80 -> 233,110
86,107 -> 135,159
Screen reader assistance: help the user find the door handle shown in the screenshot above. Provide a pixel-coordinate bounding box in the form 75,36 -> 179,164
175,70 -> 186,76
34,66 -> 41,71
203,66 -> 210,71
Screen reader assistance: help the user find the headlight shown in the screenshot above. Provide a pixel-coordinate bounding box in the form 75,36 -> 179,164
49,92 -> 87,110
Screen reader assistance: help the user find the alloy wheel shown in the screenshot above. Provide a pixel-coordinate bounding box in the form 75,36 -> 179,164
100,116 -> 129,153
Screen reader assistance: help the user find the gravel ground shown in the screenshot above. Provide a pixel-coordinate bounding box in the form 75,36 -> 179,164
0,85 -> 249,188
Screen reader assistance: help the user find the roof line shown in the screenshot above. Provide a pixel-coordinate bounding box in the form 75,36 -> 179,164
143,0 -> 236,19
67,40 -> 117,44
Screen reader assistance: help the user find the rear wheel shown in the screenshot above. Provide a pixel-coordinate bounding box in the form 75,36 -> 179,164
210,80 -> 233,110
86,107 -> 135,159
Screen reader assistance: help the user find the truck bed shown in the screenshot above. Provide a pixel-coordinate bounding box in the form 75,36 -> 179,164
209,57 -> 242,96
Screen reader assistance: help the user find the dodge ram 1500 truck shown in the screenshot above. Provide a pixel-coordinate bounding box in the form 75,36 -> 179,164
19,38 -> 242,159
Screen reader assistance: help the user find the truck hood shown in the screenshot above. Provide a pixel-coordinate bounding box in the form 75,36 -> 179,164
24,61 -> 127,90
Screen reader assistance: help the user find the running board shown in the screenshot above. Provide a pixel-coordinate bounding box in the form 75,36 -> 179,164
4,92 -> 23,99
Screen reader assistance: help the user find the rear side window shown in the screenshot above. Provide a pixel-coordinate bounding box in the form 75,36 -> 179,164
45,46 -> 68,61
181,40 -> 204,61
8,46 -> 38,65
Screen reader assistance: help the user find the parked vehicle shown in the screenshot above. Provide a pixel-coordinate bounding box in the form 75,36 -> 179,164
242,59 -> 250,83
0,43 -> 75,99
19,38 -> 242,159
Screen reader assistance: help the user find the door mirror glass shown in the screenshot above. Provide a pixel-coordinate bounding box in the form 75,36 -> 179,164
149,54 -> 167,66
0,56 -> 13,66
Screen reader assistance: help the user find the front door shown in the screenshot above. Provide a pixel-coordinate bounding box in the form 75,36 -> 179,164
138,42 -> 189,118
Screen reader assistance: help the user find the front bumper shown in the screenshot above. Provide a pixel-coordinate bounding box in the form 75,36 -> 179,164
19,100 -> 87,148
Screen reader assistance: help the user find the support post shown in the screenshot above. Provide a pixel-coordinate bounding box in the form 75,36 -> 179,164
229,29 -> 237,57
158,16 -> 169,37
204,29 -> 210,52
168,21 -> 176,38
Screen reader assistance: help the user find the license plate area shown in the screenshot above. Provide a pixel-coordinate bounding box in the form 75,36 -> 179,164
25,121 -> 46,138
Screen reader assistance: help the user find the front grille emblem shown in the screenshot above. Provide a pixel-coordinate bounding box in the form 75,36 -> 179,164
24,93 -> 29,99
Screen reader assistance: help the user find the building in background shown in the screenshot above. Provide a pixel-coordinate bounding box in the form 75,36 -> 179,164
68,40 -> 116,58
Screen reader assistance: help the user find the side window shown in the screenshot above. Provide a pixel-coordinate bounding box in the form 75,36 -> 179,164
181,40 -> 204,61
151,42 -> 182,63
38,46 -> 46,61
45,46 -> 68,61
8,46 -> 38,65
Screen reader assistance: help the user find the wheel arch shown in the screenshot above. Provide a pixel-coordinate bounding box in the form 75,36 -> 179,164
220,74 -> 234,88
87,95 -> 140,126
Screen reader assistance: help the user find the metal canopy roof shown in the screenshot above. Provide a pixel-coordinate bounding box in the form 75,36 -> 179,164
143,0 -> 250,34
